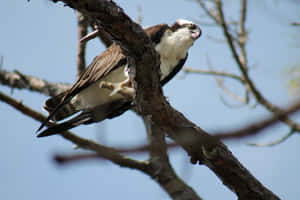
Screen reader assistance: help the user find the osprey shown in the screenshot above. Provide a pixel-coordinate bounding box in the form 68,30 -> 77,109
37,19 -> 201,137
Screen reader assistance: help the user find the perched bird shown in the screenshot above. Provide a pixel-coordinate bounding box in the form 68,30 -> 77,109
37,19 -> 201,137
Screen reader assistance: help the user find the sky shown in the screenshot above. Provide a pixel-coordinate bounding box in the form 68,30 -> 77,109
0,0 -> 300,200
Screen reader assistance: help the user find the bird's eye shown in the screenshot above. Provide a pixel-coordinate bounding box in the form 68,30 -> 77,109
188,24 -> 197,30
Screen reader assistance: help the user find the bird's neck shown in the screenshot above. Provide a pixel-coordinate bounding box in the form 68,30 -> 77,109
155,30 -> 193,79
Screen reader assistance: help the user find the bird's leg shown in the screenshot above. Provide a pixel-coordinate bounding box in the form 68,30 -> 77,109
99,79 -> 134,98
108,76 -> 132,97
108,64 -> 135,97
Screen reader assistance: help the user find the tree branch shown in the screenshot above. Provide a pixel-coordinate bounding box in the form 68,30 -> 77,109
248,129 -> 295,147
0,90 -> 148,172
50,0 -> 280,199
76,11 -> 88,79
0,69 -> 70,96
144,117 -> 202,200
214,0 -> 300,132
92,100 -> 300,154
213,100 -> 300,140
183,67 -> 245,83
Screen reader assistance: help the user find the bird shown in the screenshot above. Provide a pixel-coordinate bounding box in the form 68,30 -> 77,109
37,19 -> 201,137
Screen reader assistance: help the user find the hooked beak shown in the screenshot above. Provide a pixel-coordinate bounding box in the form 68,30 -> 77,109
191,28 -> 201,39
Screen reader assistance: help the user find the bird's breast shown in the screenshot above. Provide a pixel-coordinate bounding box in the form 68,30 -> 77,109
71,66 -> 129,109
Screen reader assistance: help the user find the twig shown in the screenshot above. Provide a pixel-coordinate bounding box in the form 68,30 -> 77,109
183,67 -> 245,83
207,55 -> 249,105
248,129 -> 295,147
79,29 -> 99,43
0,91 -> 148,172
76,12 -> 88,79
196,0 -> 220,24
291,22 -> 300,26
214,0 -> 300,132
216,76 -> 248,105
213,101 -> 300,140
54,153 -> 105,164
239,0 -> 248,68
136,5 -> 143,25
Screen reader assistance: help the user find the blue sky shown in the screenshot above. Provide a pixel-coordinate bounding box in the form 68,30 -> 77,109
0,0 -> 300,199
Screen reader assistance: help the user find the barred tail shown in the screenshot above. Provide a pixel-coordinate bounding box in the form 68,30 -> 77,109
43,92 -> 78,122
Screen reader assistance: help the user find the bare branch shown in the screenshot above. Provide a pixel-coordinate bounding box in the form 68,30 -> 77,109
213,100 -> 300,140
196,0 -> 221,24
183,67 -> 245,83
136,5 -> 143,25
106,100 -> 300,154
76,11 -> 88,79
214,0 -> 300,132
238,0 -> 248,67
0,91 -> 148,172
248,129 -> 295,147
216,76 -> 248,104
54,153 -> 106,164
143,117 -> 202,200
91,25 -> 114,47
291,22 -> 300,26
0,69 -> 70,96
55,118 -> 203,200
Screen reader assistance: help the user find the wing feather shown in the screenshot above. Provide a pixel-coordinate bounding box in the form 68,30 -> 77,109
37,43 -> 126,132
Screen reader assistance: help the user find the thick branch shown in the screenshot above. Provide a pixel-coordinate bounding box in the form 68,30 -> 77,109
0,69 -> 70,96
144,117 -> 202,200
49,0 -> 280,199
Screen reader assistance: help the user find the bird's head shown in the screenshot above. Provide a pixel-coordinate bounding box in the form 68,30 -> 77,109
169,19 -> 201,43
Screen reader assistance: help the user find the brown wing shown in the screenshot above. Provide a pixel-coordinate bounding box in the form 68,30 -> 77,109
37,43 -> 126,132
144,24 -> 169,44
65,43 -> 126,99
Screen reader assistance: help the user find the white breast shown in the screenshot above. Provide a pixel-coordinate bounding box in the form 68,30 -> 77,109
155,28 -> 194,80
71,65 -> 128,109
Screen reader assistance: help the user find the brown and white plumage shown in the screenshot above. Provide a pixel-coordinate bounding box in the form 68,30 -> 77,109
37,19 -> 201,137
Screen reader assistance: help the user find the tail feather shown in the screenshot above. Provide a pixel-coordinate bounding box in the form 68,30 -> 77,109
37,112 -> 92,137
43,92 -> 78,122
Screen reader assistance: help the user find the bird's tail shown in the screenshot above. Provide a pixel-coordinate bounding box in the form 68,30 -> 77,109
37,112 -> 92,137
43,92 -> 78,122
